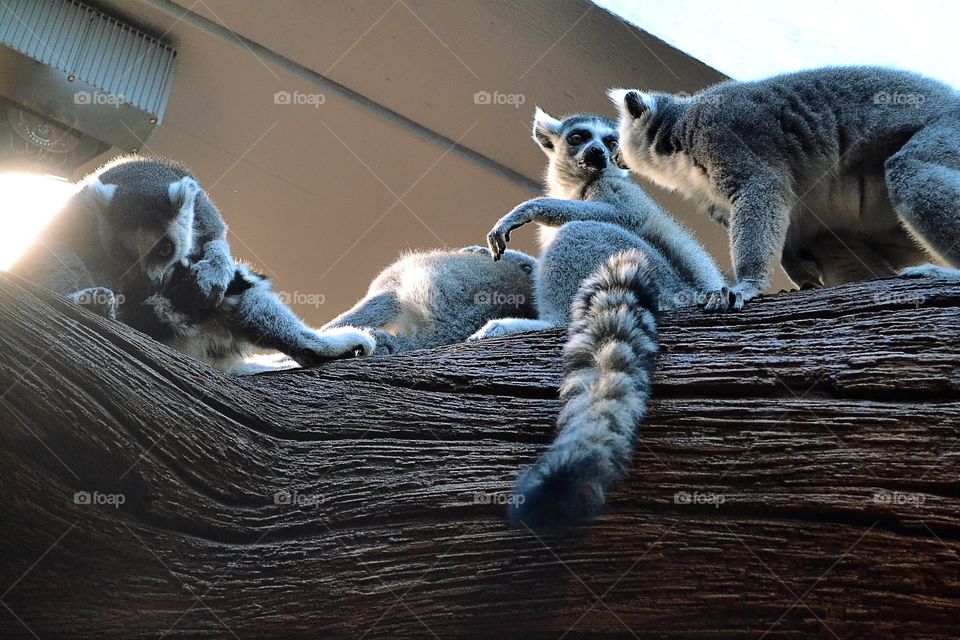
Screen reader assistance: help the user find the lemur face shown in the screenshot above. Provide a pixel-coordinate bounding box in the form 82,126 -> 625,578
84,176 -> 199,287
531,108 -> 624,184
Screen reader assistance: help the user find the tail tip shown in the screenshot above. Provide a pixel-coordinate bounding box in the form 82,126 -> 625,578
507,452 -> 609,531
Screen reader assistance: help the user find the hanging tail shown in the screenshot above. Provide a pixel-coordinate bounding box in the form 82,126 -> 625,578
508,249 -> 660,529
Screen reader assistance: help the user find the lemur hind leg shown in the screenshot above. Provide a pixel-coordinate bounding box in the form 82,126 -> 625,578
886,117 -> 960,281
467,318 -> 557,341
322,291 -> 401,331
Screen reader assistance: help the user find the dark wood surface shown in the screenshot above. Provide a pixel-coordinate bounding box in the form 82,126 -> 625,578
0,272 -> 958,639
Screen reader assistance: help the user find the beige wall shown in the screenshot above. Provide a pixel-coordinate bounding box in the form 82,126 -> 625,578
86,0 -> 786,326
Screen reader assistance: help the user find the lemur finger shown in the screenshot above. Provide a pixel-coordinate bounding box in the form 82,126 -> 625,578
702,289 -> 728,313
731,291 -> 745,311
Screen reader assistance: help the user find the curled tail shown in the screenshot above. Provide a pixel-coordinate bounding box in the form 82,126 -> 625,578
508,249 -> 660,529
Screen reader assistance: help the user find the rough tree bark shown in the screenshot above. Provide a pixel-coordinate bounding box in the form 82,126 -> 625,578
0,271 -> 958,639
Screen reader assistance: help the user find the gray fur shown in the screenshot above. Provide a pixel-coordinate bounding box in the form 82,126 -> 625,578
508,249 -> 660,528
122,262 -> 374,373
473,110 -> 725,528
12,155 -> 373,371
322,246 -> 537,355
11,155 -> 234,310
610,66 -> 960,310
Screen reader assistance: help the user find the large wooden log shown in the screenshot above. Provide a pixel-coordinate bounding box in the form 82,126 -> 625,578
0,271 -> 958,639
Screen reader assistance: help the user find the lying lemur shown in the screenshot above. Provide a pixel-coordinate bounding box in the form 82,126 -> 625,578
471,109 -> 726,528
323,246 -> 537,354
11,156 -> 374,371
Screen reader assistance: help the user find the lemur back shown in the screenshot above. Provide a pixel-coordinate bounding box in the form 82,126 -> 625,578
611,66 -> 960,310
471,109 -> 725,528
322,246 -> 537,354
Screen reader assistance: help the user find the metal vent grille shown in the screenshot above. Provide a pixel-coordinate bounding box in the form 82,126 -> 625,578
0,0 -> 176,120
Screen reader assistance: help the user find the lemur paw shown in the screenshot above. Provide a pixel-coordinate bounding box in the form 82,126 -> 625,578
295,327 -> 376,366
486,227 -> 510,261
69,287 -> 119,320
467,319 -> 510,341
190,259 -> 232,308
508,449 -> 610,530
459,245 -> 491,255
487,204 -> 535,260
899,264 -> 960,281
703,281 -> 760,312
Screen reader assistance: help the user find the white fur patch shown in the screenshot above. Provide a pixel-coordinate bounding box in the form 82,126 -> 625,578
645,153 -> 720,200
87,179 -> 117,207
168,176 -> 199,210
534,106 -> 563,134
228,353 -> 300,375
900,264 -> 960,280
168,197 -> 196,259
607,88 -> 631,113
467,317 -> 555,341
393,264 -> 432,332
313,326 -> 376,356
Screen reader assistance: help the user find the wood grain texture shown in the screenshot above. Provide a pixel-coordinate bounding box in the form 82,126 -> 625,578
0,272 -> 958,639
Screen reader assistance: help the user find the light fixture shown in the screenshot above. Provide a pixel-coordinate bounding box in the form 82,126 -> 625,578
0,0 -> 178,177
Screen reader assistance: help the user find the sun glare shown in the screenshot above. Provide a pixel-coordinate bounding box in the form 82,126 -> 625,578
0,172 -> 78,271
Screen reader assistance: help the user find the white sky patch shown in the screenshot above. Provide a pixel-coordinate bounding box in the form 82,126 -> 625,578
595,0 -> 960,88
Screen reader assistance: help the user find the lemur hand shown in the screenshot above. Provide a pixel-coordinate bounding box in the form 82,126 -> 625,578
69,287 -> 119,320
487,202 -> 537,260
295,327 -> 376,366
703,280 -> 760,312
190,259 -> 232,308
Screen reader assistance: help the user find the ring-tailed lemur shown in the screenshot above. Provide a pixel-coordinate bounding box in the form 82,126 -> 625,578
322,246 -> 537,355
12,155 -> 235,316
609,66 -> 960,311
470,109 -> 726,528
11,156 -> 374,370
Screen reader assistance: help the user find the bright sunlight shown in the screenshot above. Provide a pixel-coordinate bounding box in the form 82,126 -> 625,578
0,172 -> 77,270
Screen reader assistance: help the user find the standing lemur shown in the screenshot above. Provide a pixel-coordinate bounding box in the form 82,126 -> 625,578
609,66 -> 960,311
11,156 -> 374,371
470,109 -> 726,528
322,246 -> 537,355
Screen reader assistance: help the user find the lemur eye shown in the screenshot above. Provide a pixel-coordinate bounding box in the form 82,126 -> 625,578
156,240 -> 174,259
567,131 -> 590,145
603,136 -> 618,151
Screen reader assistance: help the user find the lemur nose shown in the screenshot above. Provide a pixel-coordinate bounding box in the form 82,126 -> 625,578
583,144 -> 607,169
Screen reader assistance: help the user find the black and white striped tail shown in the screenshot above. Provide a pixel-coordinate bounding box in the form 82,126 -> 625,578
508,249 -> 660,529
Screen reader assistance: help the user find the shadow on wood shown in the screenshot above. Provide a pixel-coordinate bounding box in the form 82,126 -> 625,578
0,272 -> 958,639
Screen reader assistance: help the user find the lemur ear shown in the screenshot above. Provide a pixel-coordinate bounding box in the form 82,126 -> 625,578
168,176 -> 199,211
78,179 -> 117,211
532,106 -> 562,151
608,88 -> 655,120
